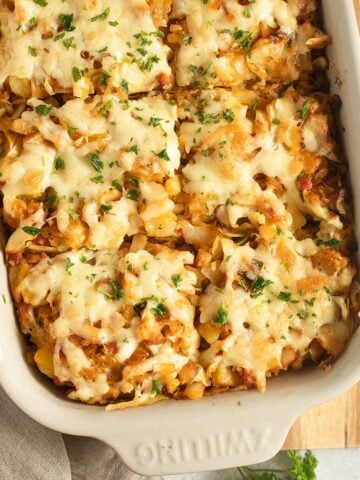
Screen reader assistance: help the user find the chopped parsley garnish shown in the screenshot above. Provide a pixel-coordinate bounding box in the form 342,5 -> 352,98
126,177 -> 140,202
188,63 -> 215,83
151,303 -> 166,318
171,274 -> 182,288
100,204 -> 112,212
111,179 -> 122,190
278,291 -> 291,301
33,0 -> 47,6
72,66 -> 83,83
144,295 -> 163,303
298,310 -> 308,320
129,177 -> 139,187
43,193 -> 58,207
126,144 -> 139,154
90,175 -> 103,183
28,46 -> 37,57
189,64 -> 198,75
298,100 -> 310,120
153,149 -> 170,161
59,13 -> 76,32
233,29 -> 253,53
151,379 -> 163,395
126,189 -> 140,201
22,226 -> 41,235
148,117 -> 162,127
137,47 -> 147,56
110,280 -> 123,300
137,55 -> 160,72
120,79 -> 129,94
250,276 -> 273,297
63,36 -> 76,50
130,32 -> 163,73
65,257 -> 74,274
68,209 -> 79,219
182,35 -> 192,45
213,304 -> 228,324
223,109 -> 235,122
315,238 -> 342,250
98,71 -> 111,86
134,30 -> 163,45
54,157 -> 65,170
99,99 -> 113,117
305,297 -> 316,307
278,291 -> 298,303
196,110 -> 221,125
89,152 -> 104,172
272,117 -> 281,125
134,32 -> 152,46
90,7 -> 110,22
109,21 -> 119,27
325,286 -> 334,296
54,32 -> 65,41
28,17 -> 37,29
35,104 -> 52,116
243,7 -> 251,18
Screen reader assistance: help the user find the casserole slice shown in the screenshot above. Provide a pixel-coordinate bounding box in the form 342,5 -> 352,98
0,0 -> 172,97
198,234 -> 356,393
10,244 -> 207,407
170,0 -> 330,90
177,88 -> 347,238
0,94 -> 179,252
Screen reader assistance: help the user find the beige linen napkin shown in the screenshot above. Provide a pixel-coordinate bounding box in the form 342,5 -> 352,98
0,386 -> 156,480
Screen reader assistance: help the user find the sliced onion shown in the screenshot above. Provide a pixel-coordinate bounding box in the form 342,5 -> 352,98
130,234 -> 147,253
181,220 -> 217,246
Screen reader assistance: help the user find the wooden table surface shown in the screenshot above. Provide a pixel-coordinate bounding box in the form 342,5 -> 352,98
283,1 -> 360,450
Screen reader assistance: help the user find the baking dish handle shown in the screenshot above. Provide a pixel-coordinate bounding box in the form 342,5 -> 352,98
99,408 -> 298,476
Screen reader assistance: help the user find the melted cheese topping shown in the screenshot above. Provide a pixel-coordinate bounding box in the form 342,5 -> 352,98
120,247 -> 199,356
199,236 -> 353,391
1,1 -> 356,408
179,89 -> 342,233
0,0 -> 171,95
0,94 -> 179,251
171,0 -> 327,87
16,246 -> 205,403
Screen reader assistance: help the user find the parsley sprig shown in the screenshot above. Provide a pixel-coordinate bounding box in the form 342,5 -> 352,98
237,450 -> 318,480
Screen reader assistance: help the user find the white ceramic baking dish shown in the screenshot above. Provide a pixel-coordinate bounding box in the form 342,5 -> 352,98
0,1 -> 360,476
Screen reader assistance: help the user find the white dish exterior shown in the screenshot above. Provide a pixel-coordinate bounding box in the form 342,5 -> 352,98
0,1 -> 360,475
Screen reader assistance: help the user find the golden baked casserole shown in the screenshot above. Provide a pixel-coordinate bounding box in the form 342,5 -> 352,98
0,0 -> 358,408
